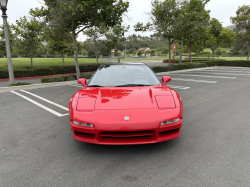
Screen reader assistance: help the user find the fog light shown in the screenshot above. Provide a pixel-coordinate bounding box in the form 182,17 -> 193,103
160,118 -> 180,126
73,121 -> 94,128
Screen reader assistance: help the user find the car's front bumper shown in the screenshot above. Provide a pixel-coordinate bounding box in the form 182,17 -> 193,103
70,108 -> 182,145
71,121 -> 182,145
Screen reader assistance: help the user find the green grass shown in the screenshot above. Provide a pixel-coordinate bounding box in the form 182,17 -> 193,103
220,57 -> 248,60
0,57 -> 172,67
203,48 -> 231,53
0,58 -> 104,67
122,57 -> 170,61
0,56 -> 249,68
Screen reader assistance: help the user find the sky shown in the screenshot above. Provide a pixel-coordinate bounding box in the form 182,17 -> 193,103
2,0 -> 250,41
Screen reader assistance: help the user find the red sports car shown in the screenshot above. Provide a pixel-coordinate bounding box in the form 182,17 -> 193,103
69,63 -> 183,145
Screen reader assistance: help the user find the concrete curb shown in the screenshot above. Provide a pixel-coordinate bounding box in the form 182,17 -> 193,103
1,66 -> 218,93
0,80 -> 78,93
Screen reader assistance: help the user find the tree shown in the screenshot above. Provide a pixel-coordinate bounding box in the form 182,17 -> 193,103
231,5 -> 250,60
99,47 -> 111,56
221,29 -> 235,49
231,36 -> 248,56
179,0 -> 210,62
47,31 -> 73,63
161,47 -> 169,55
135,0 -> 182,66
84,25 -> 128,62
128,48 -> 136,55
119,37 -> 126,42
12,16 -> 43,66
82,49 -> 88,56
205,18 -> 235,58
114,51 -> 121,57
31,0 -> 129,78
215,48 -> 222,56
150,49 -> 156,56
117,44 -> 124,51
0,23 -> 16,56
137,50 -> 144,56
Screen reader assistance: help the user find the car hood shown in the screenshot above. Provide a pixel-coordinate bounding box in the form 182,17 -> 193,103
76,86 -> 176,111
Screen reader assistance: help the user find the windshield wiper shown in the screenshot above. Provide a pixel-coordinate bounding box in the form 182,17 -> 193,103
115,84 -> 151,87
87,85 -> 103,87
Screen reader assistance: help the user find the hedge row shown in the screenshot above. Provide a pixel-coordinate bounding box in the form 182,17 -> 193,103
201,60 -> 250,67
151,63 -> 207,73
41,73 -> 94,83
163,59 -> 250,68
9,82 -> 31,86
1,60 -> 250,80
0,63 -> 104,79
163,58 -> 226,63
41,63 -> 207,83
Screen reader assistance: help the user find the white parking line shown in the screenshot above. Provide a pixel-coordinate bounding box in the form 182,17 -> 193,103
69,84 -> 82,88
167,85 -> 190,89
195,72 -> 250,76
11,91 -> 68,117
201,69 -> 250,73
171,74 -> 236,79
171,78 -> 217,83
20,90 -> 68,111
217,67 -> 250,70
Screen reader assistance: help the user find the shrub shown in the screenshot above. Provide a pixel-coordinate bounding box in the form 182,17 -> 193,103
11,54 -> 19,58
163,58 -> 226,63
215,49 -> 223,56
80,72 -> 94,79
41,72 -> 94,83
9,82 -> 31,86
0,63 -> 104,79
151,63 -> 207,73
202,60 -> 250,67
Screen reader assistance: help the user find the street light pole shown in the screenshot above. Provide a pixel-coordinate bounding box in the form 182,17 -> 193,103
0,0 -> 14,83
124,44 -> 126,61
179,40 -> 183,64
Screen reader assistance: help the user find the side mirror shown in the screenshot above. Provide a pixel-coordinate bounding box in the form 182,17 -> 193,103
78,78 -> 87,87
162,76 -> 171,85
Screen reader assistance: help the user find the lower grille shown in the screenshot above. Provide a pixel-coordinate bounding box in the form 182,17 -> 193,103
99,131 -> 155,142
75,131 -> 95,140
159,129 -> 179,138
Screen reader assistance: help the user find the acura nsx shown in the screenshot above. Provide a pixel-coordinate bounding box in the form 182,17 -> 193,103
69,63 -> 183,145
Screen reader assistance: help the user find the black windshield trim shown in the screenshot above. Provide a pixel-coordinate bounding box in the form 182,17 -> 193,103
115,84 -> 152,87
87,85 -> 103,87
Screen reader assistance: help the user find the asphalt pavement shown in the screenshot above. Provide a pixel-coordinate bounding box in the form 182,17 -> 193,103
1,66 -> 250,186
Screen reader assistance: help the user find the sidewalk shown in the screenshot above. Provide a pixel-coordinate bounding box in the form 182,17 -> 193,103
0,78 -> 41,87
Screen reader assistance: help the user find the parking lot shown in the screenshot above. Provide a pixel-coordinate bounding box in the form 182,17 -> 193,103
1,66 -> 250,186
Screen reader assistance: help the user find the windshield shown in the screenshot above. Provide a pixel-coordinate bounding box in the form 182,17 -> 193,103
88,64 -> 161,87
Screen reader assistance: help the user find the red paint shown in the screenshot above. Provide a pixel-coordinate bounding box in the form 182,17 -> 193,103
173,50 -> 176,64
162,76 -> 171,85
69,83 -> 183,145
78,78 -> 87,87
155,95 -> 176,109
172,45 -> 177,65
172,45 -> 177,51
77,97 -> 97,111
